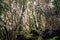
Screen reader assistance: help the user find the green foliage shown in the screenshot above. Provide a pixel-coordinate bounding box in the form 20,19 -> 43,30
47,36 -> 58,40
0,0 -> 11,16
53,0 -> 60,12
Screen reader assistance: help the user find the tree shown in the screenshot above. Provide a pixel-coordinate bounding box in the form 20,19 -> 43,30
0,0 -> 60,40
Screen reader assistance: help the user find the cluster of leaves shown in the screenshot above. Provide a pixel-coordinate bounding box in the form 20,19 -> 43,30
0,0 -> 60,40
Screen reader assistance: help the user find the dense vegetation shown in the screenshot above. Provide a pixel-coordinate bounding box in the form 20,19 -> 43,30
0,0 -> 60,40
